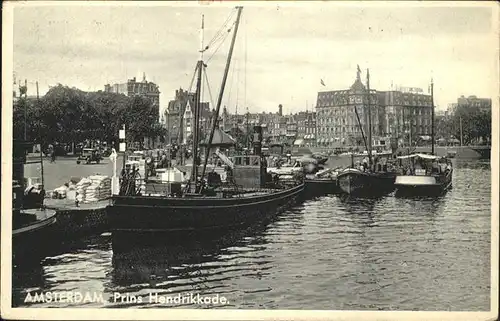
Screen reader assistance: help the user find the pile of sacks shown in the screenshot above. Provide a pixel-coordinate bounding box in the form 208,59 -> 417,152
75,177 -> 92,203
49,175 -> 112,203
84,175 -> 112,203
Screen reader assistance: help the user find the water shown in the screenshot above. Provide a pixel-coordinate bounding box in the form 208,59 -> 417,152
12,159 -> 491,310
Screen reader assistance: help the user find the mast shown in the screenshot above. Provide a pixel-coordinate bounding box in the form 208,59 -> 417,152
430,78 -> 435,154
200,7 -> 243,184
354,106 -> 369,163
190,15 -> 205,188
366,69 -> 372,166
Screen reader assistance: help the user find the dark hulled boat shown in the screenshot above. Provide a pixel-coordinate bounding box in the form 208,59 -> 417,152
304,168 -> 341,197
12,140 -> 58,263
336,167 -> 396,197
335,67 -> 397,197
108,7 -> 305,242
110,183 -> 304,234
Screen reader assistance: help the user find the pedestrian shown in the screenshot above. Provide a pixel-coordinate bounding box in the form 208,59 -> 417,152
50,148 -> 56,163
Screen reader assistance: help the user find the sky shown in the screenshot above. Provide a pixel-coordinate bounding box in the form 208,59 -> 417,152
10,2 -> 498,116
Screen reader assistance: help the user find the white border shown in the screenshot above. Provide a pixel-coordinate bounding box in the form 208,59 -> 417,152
1,1 -> 498,320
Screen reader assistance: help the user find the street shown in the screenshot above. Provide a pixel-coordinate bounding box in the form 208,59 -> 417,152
24,155 -> 124,191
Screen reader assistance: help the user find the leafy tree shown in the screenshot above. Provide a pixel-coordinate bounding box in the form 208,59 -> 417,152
451,104 -> 491,145
12,84 -> 163,148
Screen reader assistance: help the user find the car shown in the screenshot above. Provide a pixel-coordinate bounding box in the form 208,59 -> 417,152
76,148 -> 103,164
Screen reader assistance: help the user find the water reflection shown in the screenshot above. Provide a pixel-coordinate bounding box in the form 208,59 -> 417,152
107,209 -> 297,307
10,160 -> 491,310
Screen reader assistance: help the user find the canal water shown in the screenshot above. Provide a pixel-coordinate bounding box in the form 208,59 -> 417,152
12,159 -> 491,310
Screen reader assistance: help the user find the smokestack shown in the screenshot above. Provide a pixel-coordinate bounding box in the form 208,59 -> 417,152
278,104 -> 283,116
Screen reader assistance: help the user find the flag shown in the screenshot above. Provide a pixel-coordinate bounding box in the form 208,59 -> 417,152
320,79 -> 326,86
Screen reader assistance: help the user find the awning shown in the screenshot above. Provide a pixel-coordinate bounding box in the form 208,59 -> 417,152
294,139 -> 304,146
318,138 -> 324,143
329,138 -> 335,143
310,134 -> 315,139
420,135 -> 432,141
304,134 -> 309,139
397,153 -> 441,160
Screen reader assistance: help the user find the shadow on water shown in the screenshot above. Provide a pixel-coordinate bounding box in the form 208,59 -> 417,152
336,194 -> 383,213
11,233 -> 112,307
453,158 -> 490,170
106,206 -> 305,307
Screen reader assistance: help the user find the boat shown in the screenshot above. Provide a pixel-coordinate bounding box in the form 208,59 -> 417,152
394,79 -> 454,196
394,153 -> 453,196
12,140 -> 58,263
108,7 -> 304,242
337,167 -> 396,196
304,167 -> 342,197
336,68 -> 396,196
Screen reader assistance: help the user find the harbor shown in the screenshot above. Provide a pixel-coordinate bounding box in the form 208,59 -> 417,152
6,2 -> 496,317
12,157 -> 491,310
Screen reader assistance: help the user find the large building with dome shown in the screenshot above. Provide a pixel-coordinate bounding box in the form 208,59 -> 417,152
315,68 -> 434,148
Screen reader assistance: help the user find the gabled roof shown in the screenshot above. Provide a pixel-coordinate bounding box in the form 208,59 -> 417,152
200,128 -> 236,147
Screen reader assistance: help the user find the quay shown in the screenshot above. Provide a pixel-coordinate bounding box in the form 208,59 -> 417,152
44,198 -> 110,237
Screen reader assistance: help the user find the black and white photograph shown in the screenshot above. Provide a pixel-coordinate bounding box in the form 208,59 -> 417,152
1,1 -> 498,320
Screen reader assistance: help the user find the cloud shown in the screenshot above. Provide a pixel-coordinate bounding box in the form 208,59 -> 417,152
12,4 -> 496,113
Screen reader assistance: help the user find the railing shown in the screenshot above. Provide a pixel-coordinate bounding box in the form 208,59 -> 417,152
230,155 -> 261,166
118,169 -> 302,198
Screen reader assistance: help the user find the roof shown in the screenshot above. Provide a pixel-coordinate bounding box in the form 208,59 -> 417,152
200,128 -> 236,147
350,78 -> 366,92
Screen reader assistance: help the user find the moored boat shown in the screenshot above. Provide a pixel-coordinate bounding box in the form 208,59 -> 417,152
394,153 -> 453,196
394,79 -> 453,197
337,167 -> 396,197
108,7 -> 305,245
335,68 -> 397,197
12,140 -> 58,263
304,167 -> 341,197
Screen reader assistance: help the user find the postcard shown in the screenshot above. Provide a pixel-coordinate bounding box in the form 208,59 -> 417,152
1,1 -> 498,320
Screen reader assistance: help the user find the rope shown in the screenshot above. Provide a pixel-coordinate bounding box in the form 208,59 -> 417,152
205,9 -> 236,49
206,20 -> 236,63
202,65 -> 216,112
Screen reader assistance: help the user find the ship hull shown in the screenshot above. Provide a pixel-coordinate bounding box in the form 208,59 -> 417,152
108,183 -> 305,247
336,169 -> 396,197
394,171 -> 453,197
304,178 -> 340,198
12,209 -> 58,263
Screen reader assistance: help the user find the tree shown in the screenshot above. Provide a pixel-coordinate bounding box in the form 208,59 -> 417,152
451,104 -> 491,145
12,84 -> 163,147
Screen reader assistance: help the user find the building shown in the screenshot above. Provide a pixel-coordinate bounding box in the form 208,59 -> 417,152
295,111 -> 317,146
182,99 -> 212,144
164,88 -> 211,144
104,73 -> 161,120
377,89 -> 433,146
315,68 -> 433,148
457,95 -> 491,113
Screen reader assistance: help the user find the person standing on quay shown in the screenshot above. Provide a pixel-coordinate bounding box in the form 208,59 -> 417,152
50,147 -> 56,163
